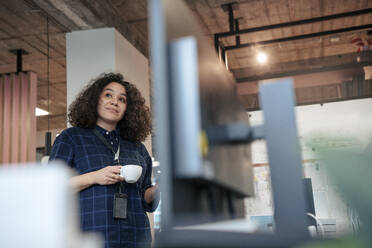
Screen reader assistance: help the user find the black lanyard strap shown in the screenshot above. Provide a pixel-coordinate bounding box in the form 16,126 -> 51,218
93,129 -> 120,162
93,128 -> 124,193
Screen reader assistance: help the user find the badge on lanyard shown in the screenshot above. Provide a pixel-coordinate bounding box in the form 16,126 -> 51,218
113,189 -> 128,219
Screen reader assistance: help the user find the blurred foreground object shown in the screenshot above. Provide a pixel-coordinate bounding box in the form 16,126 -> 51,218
321,149 -> 372,240
0,162 -> 102,248
299,137 -> 372,248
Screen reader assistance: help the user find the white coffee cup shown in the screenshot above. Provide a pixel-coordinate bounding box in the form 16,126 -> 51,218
120,165 -> 143,183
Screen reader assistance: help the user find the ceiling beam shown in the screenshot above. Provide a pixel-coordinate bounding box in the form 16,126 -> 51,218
24,0 -> 77,31
0,32 -> 66,41
225,24 -> 372,50
46,0 -> 90,28
233,52 -> 372,82
216,8 -> 372,38
81,0 -> 148,56
26,0 -> 148,56
240,79 -> 372,111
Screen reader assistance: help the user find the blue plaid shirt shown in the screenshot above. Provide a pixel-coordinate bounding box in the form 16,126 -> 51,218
49,125 -> 158,248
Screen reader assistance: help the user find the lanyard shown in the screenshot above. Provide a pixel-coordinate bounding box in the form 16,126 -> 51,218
93,128 -> 125,195
93,129 -> 120,163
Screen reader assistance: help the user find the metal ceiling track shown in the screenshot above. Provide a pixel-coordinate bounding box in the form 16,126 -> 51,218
214,5 -> 372,52
236,58 -> 372,83
225,23 -> 372,51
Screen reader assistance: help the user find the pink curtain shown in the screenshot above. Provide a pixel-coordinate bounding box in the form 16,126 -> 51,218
0,72 -> 37,165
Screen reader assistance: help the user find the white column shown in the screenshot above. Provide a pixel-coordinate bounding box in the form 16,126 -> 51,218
66,28 -> 151,152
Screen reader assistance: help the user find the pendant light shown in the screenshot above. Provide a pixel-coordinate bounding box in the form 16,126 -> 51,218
43,15 -> 51,163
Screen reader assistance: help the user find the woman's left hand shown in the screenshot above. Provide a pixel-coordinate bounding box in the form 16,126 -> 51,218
144,185 -> 159,204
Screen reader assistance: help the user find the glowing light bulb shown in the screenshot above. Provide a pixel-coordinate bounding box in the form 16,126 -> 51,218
256,52 -> 267,64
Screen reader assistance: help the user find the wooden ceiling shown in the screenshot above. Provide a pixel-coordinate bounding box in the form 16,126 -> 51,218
0,0 -> 371,131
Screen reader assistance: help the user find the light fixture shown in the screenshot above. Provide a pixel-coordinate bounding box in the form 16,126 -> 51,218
35,107 -> 49,116
256,52 -> 268,64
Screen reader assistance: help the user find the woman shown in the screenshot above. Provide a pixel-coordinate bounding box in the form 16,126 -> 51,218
49,72 -> 158,248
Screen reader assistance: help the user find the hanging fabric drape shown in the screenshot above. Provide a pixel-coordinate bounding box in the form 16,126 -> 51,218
0,71 -> 37,165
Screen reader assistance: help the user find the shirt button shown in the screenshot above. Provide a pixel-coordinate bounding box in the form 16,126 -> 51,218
106,132 -> 109,135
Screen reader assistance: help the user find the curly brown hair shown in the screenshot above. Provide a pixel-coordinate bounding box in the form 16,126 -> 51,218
68,72 -> 152,143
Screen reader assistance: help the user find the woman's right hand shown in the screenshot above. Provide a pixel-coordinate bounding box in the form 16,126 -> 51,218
93,165 -> 124,185
70,165 -> 124,192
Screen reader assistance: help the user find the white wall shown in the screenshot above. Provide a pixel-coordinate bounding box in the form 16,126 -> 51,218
246,98 -> 372,235
66,28 -> 117,108
114,30 -> 150,106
